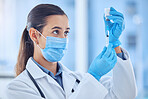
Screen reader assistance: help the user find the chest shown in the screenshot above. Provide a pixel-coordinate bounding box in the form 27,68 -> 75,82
34,72 -> 78,99
33,73 -> 108,99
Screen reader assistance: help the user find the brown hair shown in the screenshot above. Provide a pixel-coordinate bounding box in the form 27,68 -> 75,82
15,4 -> 66,76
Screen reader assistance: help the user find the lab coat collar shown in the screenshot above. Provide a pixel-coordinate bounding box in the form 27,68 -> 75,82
26,57 -> 47,79
26,57 -> 76,96
26,57 -> 74,79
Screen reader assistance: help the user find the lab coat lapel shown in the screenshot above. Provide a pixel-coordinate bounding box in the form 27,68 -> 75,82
60,63 -> 76,97
62,71 -> 76,97
26,58 -> 64,92
46,75 -> 64,92
26,58 -> 46,79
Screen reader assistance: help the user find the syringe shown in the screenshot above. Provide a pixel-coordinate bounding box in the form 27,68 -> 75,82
104,8 -> 110,47
104,8 -> 114,47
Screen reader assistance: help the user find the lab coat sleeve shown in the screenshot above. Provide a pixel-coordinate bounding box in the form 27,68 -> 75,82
100,48 -> 137,99
4,80 -> 43,99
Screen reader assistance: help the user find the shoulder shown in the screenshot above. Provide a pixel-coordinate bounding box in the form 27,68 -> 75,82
5,70 -> 38,95
7,70 -> 30,87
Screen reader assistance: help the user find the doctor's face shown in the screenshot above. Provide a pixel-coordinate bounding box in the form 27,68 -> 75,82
38,15 -> 70,49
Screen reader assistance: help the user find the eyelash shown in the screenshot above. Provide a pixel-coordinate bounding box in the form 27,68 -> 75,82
52,30 -> 70,36
52,30 -> 59,35
64,31 -> 70,35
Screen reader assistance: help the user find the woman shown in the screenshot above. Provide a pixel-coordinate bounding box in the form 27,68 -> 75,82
5,4 -> 137,99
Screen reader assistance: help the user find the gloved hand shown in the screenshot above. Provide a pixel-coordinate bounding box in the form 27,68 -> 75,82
104,7 -> 125,48
88,44 -> 117,81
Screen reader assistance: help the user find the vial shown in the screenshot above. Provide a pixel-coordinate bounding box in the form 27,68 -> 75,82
104,8 -> 110,21
104,8 -> 110,17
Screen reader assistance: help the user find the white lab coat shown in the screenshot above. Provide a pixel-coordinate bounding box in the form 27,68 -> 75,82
5,48 -> 137,99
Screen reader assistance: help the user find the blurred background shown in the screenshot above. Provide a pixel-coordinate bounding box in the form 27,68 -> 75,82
0,0 -> 148,99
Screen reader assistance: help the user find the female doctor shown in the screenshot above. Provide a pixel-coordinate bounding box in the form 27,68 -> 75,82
5,4 -> 137,99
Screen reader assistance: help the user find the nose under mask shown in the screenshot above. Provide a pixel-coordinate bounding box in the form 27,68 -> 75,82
36,30 -> 68,62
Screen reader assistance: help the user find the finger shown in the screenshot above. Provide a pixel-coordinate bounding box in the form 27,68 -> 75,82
108,49 -> 116,60
111,19 -> 123,24
107,51 -> 113,61
103,14 -> 106,21
108,24 -> 122,38
106,16 -> 123,22
103,43 -> 113,58
109,11 -> 124,19
102,46 -> 107,53
112,52 -> 117,62
107,15 -> 123,21
101,47 -> 107,58
97,47 -> 107,59
110,7 -> 117,12
109,7 -> 124,18
104,14 -> 112,25
104,20 -> 113,29
112,22 -> 121,30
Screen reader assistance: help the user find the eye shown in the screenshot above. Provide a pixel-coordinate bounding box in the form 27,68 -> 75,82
52,30 -> 59,35
64,31 -> 70,36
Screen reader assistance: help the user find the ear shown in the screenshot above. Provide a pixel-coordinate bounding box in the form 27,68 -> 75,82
29,28 -> 40,44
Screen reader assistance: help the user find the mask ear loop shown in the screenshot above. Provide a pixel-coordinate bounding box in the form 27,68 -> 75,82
34,29 -> 46,49
36,29 -> 46,39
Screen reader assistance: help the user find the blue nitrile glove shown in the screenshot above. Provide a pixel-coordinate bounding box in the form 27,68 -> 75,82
88,44 -> 117,81
104,7 -> 125,48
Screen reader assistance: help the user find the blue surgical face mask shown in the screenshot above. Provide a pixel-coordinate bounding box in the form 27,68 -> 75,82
36,30 -> 68,62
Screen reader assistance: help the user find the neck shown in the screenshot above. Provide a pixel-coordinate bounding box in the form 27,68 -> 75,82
33,55 -> 57,76
33,46 -> 57,76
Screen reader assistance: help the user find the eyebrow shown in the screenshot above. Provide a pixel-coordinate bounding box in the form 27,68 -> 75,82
51,26 -> 70,30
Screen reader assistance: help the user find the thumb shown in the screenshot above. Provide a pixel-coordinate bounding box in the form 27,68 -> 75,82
97,46 -> 107,59
107,43 -> 113,48
110,7 -> 117,12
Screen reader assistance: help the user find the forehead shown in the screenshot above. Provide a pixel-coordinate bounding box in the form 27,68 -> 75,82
45,15 -> 69,28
